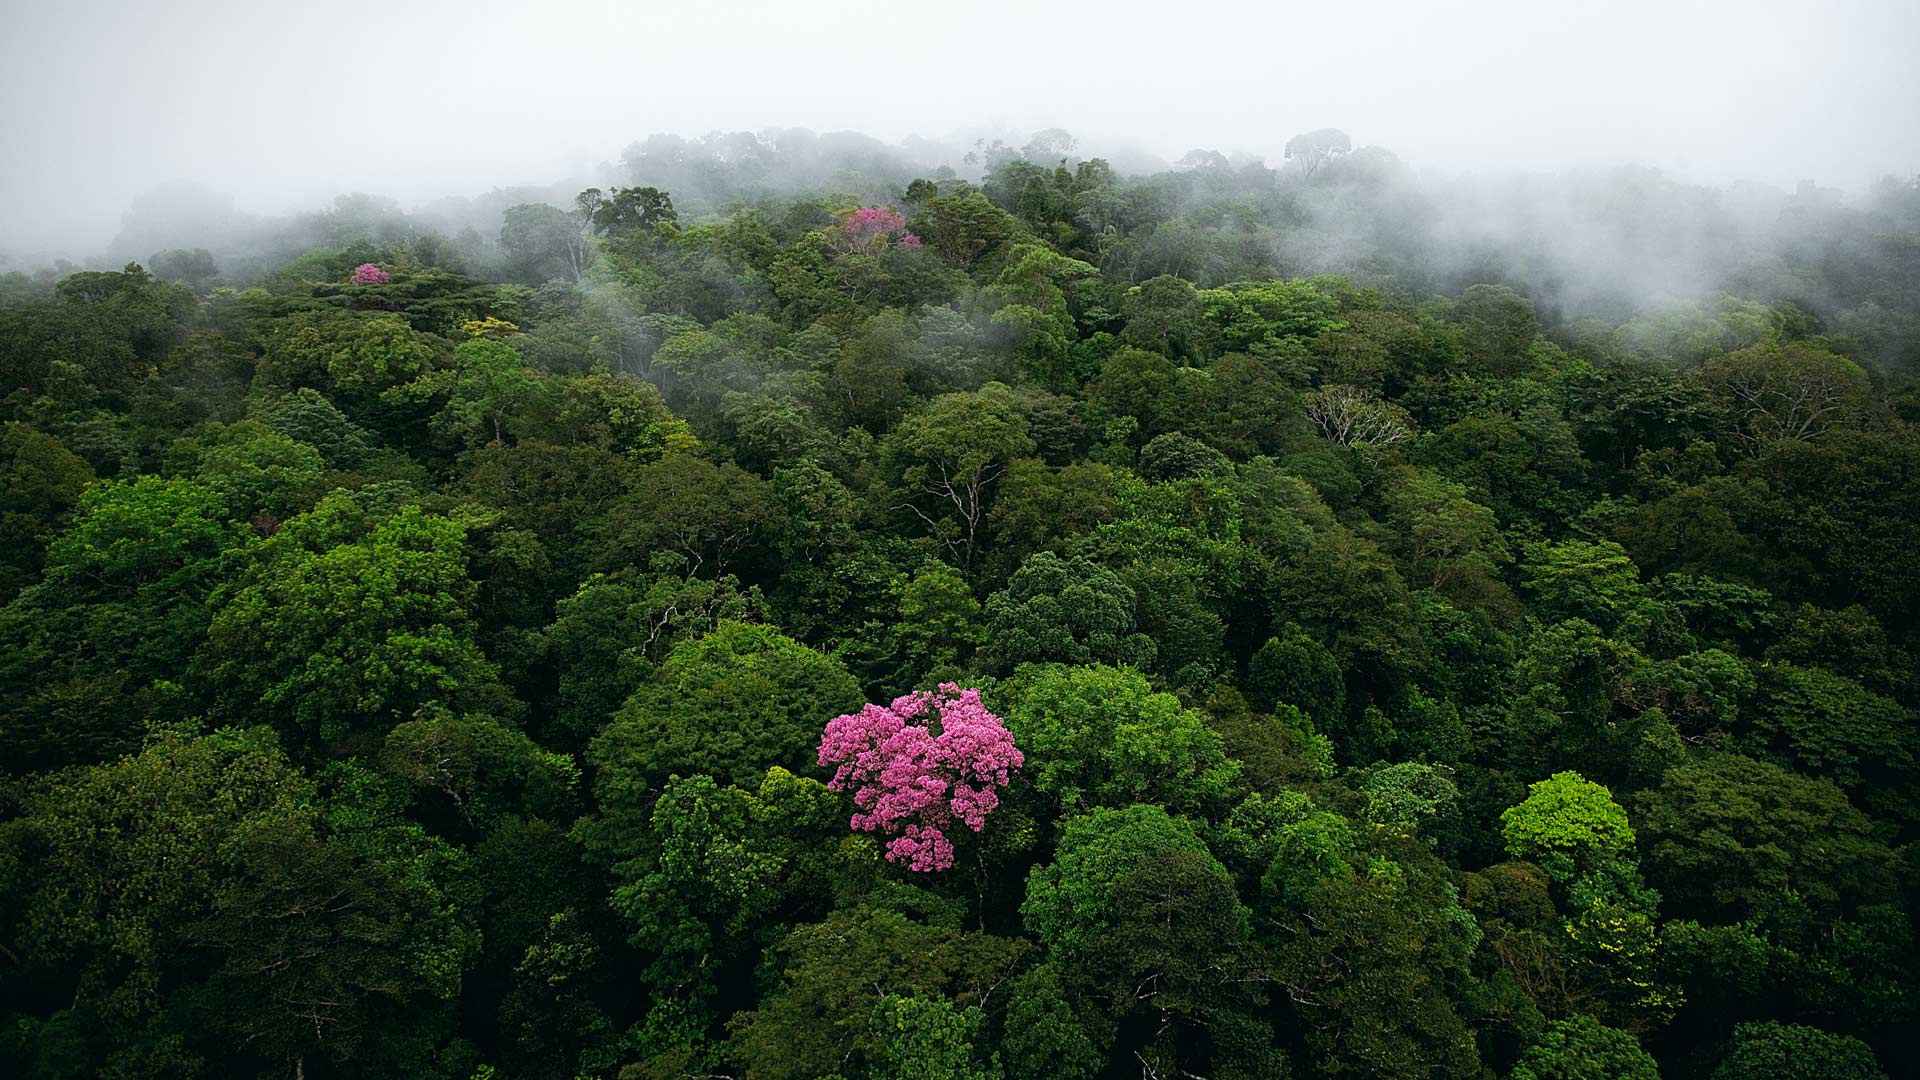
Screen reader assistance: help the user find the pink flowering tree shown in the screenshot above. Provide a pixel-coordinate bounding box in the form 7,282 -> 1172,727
830,206 -> 922,255
817,684 -> 1022,872
350,263 -> 392,285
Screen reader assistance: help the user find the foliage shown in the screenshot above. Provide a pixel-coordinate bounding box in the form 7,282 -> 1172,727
387,335 -> 548,448
1510,1015 -> 1660,1080
201,492 -> 509,753
592,452 -> 773,576
1709,1022 -> 1888,1080
538,559 -> 761,749
4,136 -> 1919,1080
1248,622 -> 1347,726
1501,771 -> 1635,880
1000,663 -> 1238,814
981,550 -> 1156,670
1629,752 -> 1895,920
865,994 -> 997,1080
1022,805 -> 1275,1077
0,475 -> 248,771
724,906 -> 1027,1080
0,728 -> 479,1077
1698,342 -> 1870,448
590,620 -> 863,792
0,422 -> 93,596
885,383 -> 1034,566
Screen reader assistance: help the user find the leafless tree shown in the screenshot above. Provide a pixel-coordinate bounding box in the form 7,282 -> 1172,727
1304,384 -> 1415,446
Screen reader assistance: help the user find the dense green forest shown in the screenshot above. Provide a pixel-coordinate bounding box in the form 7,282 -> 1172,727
3,128 -> 1918,1080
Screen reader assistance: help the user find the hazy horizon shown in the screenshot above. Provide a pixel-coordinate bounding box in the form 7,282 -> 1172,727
4,0 -> 1917,259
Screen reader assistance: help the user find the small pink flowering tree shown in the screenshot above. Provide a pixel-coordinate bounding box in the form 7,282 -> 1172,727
831,206 -> 922,255
350,263 -> 391,285
817,684 -> 1022,872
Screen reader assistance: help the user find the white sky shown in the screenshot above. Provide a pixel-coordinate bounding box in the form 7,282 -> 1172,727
3,0 -> 1916,253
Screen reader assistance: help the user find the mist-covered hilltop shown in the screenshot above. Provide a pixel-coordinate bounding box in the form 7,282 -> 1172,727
13,124 -> 1916,377
3,113 -> 1918,1079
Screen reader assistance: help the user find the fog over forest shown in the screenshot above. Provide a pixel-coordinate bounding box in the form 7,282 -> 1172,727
6,4 -> 1920,1080
3,0 -> 1916,256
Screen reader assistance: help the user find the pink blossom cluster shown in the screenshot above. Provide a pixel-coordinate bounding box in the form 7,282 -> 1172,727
350,263 -> 392,285
831,206 -> 922,254
818,684 -> 1022,872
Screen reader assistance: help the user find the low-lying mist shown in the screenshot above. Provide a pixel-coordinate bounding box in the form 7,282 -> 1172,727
7,124 -> 1916,371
